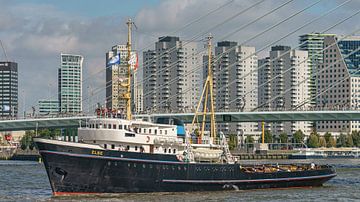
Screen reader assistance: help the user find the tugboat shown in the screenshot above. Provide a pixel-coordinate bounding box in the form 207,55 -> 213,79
34,19 -> 336,196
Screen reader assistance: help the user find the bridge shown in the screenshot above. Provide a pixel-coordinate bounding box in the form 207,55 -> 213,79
0,110 -> 359,131
140,110 -> 360,124
0,116 -> 96,132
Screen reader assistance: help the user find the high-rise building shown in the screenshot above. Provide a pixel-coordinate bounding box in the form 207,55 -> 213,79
0,62 -> 18,118
258,46 -> 312,136
299,33 -> 336,104
38,99 -> 59,116
143,36 -> 201,112
58,53 -> 83,114
209,41 -> 259,137
133,81 -> 143,114
106,45 -> 138,114
316,35 -> 360,135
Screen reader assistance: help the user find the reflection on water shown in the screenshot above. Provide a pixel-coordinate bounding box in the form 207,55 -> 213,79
0,159 -> 359,201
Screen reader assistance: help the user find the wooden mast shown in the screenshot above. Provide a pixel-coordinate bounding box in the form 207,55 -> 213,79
191,34 -> 216,144
125,19 -> 133,120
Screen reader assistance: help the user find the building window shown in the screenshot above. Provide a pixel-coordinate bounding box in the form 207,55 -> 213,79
119,125 -> 123,129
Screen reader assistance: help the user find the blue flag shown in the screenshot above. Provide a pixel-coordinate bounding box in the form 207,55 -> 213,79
107,54 -> 120,67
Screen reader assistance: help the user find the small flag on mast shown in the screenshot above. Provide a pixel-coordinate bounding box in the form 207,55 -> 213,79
128,52 -> 138,70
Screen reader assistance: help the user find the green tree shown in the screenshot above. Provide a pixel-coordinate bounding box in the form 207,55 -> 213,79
245,135 -> 254,144
20,131 -> 35,150
351,131 -> 360,147
319,137 -> 327,147
279,133 -> 288,143
264,130 -> 273,143
328,137 -> 336,147
308,133 -> 319,148
293,130 -> 305,144
227,134 -> 238,150
20,129 -> 62,150
324,132 -> 332,144
337,133 -> 347,147
346,134 -> 354,147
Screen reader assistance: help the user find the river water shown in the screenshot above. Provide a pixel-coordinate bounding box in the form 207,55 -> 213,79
0,159 -> 359,202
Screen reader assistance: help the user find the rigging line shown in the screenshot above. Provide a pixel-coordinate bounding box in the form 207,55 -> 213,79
230,0 -> 323,45
77,1 -> 267,115
209,0 -> 354,96
254,44 -> 360,112
294,75 -> 359,111
88,0 -> 265,94
83,35 -> 359,116
80,0 -> 267,104
216,8 -> 360,111
227,31 -> 360,112
128,0 -> 275,92
133,0 -> 295,100
82,0 -> 353,114
293,52 -> 360,110
81,0 -> 239,85
0,40 -> 8,62
219,0 -> 295,41
38,0 -> 338,114
153,0 -> 353,110
138,0 -> 236,50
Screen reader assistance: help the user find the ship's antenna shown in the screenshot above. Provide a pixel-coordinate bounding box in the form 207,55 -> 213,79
125,18 -> 134,120
191,33 -> 216,144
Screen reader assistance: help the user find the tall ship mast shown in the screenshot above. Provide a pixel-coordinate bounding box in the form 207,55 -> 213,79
34,20 -> 336,196
192,34 -> 216,144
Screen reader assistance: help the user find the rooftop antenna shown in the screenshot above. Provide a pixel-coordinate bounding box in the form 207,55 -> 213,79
0,40 -> 8,61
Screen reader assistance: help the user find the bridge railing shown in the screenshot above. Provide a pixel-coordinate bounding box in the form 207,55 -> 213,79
136,106 -> 358,115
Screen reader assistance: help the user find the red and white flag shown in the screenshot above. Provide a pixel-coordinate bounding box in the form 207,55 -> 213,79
128,52 -> 138,70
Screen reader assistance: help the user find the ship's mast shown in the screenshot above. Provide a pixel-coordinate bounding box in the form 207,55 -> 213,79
125,19 -> 133,120
192,34 -> 216,144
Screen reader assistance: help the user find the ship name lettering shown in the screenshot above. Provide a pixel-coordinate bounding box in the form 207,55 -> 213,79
91,150 -> 103,156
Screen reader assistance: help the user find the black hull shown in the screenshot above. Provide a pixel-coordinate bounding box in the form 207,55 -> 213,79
35,139 -> 336,195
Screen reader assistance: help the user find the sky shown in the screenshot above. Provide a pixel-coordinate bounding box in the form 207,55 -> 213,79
0,0 -> 359,115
